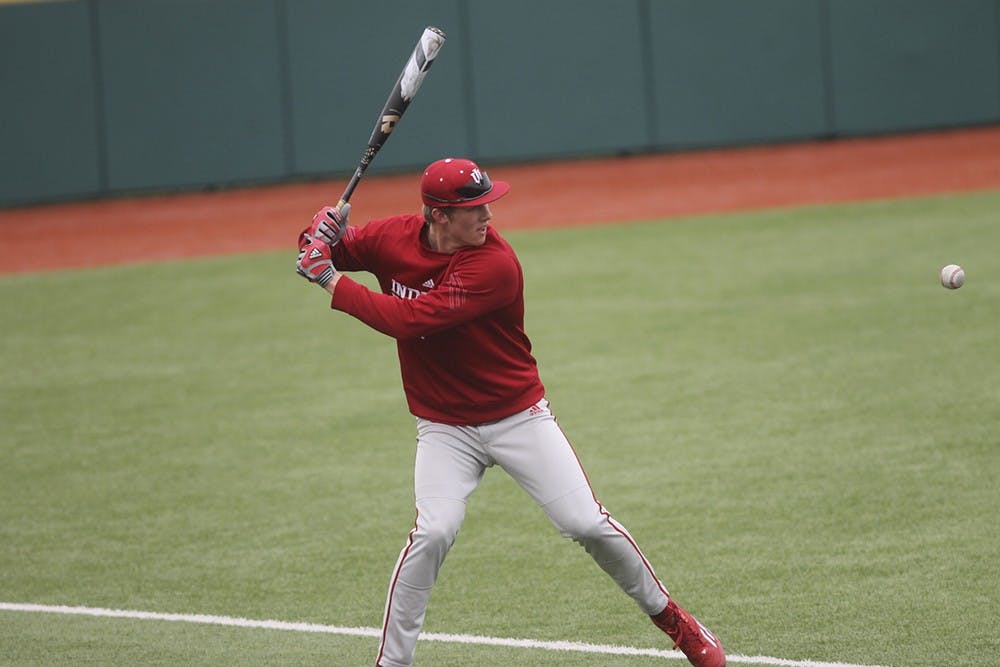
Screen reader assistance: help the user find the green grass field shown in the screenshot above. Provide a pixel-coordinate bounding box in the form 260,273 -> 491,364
1,192 -> 997,666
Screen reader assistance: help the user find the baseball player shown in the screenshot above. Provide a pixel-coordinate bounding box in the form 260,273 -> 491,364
296,158 -> 726,667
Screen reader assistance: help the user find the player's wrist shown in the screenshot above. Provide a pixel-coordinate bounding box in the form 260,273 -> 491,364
323,272 -> 341,295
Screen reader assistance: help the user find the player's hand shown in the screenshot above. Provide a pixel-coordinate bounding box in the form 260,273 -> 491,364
311,204 -> 351,247
296,236 -> 336,287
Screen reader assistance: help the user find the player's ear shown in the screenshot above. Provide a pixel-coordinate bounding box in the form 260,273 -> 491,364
429,207 -> 452,224
422,205 -> 435,225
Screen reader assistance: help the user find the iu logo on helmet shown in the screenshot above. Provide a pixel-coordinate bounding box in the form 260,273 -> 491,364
469,168 -> 483,185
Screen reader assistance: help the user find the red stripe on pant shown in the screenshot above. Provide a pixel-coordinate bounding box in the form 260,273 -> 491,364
375,512 -> 419,667
552,408 -> 671,605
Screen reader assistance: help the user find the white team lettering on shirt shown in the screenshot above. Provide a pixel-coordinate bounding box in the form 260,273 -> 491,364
390,278 -> 427,300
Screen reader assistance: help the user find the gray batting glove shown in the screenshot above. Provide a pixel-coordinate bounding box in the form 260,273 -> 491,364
311,204 -> 350,247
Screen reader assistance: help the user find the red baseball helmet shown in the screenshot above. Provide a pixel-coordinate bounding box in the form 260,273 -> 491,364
420,158 -> 510,207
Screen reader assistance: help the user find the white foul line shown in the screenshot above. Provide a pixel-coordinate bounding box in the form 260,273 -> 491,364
0,602 -> 893,667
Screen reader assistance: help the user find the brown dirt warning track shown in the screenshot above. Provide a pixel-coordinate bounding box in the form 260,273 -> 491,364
2,125 -> 999,275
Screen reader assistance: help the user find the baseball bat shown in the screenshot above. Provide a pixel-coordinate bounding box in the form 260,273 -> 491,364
336,26 -> 447,210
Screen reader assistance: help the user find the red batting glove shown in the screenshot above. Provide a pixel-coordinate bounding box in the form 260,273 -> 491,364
299,204 -> 351,252
296,236 -> 336,287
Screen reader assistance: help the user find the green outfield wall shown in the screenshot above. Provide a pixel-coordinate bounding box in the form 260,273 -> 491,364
2,0 -> 999,206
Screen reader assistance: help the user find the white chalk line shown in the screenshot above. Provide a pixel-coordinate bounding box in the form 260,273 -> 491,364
0,602 -> 893,667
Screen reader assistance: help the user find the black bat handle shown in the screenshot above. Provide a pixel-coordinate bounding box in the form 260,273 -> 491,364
337,145 -> 379,209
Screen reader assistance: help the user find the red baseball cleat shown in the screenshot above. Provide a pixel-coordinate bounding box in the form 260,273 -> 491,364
651,599 -> 726,667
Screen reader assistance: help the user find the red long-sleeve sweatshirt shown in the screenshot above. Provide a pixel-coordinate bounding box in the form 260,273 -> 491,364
329,214 -> 545,425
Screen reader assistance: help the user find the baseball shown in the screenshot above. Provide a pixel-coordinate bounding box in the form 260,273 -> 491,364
940,264 -> 965,289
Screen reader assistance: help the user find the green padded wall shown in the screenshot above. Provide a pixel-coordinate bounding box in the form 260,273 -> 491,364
2,0 -> 999,207
96,0 -> 287,192
827,0 -> 1000,134
466,0 -> 650,161
0,1 -> 102,204
648,0 -> 829,148
284,0 -> 469,177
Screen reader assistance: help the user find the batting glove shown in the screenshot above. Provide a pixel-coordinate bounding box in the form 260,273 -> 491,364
311,204 -> 350,247
296,236 -> 336,287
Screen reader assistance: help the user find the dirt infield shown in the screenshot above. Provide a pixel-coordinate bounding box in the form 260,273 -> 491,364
2,125 -> 999,274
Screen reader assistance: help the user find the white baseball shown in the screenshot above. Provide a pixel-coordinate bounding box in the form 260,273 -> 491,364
940,264 -> 965,289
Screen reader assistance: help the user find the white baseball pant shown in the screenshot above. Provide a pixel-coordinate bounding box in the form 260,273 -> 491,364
374,398 -> 671,667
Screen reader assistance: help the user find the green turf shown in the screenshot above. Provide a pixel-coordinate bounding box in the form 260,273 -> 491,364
1,191 -> 998,666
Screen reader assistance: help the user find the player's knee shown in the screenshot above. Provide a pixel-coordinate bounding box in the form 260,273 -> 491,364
555,512 -> 609,543
416,521 -> 460,551
413,499 -> 466,556
543,488 -> 612,543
